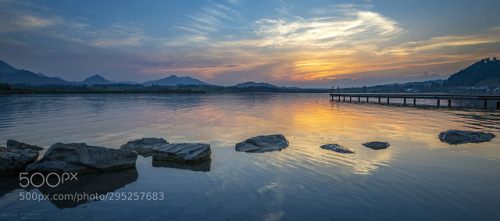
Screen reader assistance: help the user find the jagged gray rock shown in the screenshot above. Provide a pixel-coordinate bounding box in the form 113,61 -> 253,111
7,139 -> 43,151
153,143 -> 211,163
120,137 -> 168,156
320,144 -> 354,154
439,130 -> 495,145
362,141 -> 390,150
0,146 -> 39,175
235,134 -> 289,153
26,142 -> 137,174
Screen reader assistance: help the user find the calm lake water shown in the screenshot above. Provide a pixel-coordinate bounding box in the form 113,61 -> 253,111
0,93 -> 499,220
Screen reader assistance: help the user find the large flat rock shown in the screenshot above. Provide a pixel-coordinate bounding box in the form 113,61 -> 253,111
120,137 -> 168,156
235,134 -> 289,153
153,143 -> 211,163
439,130 -> 495,145
27,142 -> 138,174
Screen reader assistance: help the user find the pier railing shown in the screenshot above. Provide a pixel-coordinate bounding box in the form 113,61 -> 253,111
329,93 -> 500,110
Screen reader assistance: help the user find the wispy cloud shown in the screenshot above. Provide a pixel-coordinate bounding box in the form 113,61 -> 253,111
0,5 -> 150,49
166,2 -> 245,47
379,35 -> 497,56
0,13 -> 60,33
89,24 -> 150,48
249,11 -> 400,49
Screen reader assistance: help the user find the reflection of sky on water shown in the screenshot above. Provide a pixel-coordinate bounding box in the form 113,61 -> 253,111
0,94 -> 499,220
1,94 -> 499,174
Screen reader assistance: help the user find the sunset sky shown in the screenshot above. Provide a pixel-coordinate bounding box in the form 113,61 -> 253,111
1,0 -> 499,87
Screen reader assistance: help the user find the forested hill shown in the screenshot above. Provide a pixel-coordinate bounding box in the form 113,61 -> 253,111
444,57 -> 500,87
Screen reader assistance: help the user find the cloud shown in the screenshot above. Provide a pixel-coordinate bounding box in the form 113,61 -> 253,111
15,15 -> 56,28
379,35 -> 497,56
0,1 -> 152,49
156,4 -> 403,82
91,36 -> 145,48
165,2 -> 245,47
171,3 -> 498,85
249,11 -> 400,49
0,13 -> 60,33
310,4 -> 373,15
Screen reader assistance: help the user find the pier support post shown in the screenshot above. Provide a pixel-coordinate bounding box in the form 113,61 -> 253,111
366,97 -> 369,103
349,97 -> 352,103
484,100 -> 488,110
448,100 -> 451,107
413,99 -> 416,106
437,99 -> 440,108
403,98 -> 406,105
378,97 -> 381,104
358,97 -> 360,103
387,98 -> 390,104
343,96 -> 345,102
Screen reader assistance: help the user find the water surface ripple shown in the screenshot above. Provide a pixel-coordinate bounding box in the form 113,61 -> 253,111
0,94 -> 499,220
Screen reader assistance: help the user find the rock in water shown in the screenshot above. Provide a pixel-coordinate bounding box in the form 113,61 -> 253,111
7,139 -> 43,151
362,141 -> 390,150
26,143 -> 138,174
153,143 -> 211,163
0,146 -> 39,175
235,134 -> 289,153
320,144 -> 354,154
439,130 -> 495,145
120,137 -> 168,156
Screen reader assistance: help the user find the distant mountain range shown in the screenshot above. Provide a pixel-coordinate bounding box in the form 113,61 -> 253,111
0,69 -> 70,85
0,61 -> 70,85
74,75 -> 140,85
1,58 -> 500,89
0,60 -> 209,86
79,74 -> 112,85
233,81 -> 277,88
143,75 -> 209,86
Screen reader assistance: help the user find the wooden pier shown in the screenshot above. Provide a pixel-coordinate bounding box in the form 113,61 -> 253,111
329,93 -> 500,110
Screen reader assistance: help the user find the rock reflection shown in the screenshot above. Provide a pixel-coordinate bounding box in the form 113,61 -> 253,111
152,158 -> 211,172
0,175 -> 34,198
38,168 -> 138,208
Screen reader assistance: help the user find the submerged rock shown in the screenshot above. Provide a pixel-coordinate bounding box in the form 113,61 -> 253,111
26,142 -> 138,174
320,144 -> 354,154
0,146 -> 39,175
153,143 -> 211,163
120,137 -> 168,156
439,130 -> 495,145
235,134 -> 289,153
362,141 -> 390,150
7,139 -> 44,151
